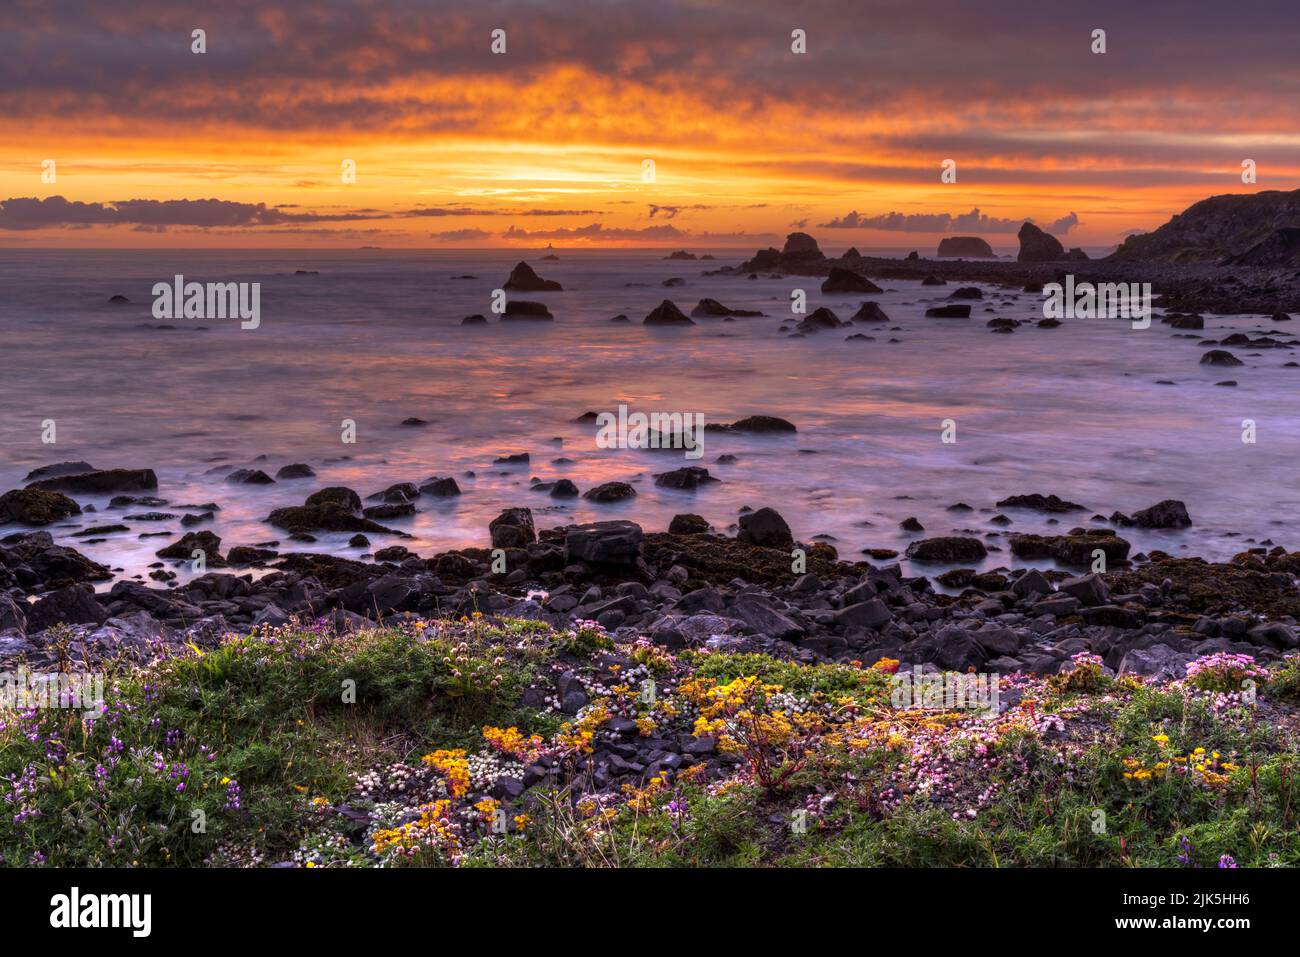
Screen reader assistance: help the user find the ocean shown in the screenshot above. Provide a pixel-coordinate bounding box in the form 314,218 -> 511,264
1,248 -> 1297,586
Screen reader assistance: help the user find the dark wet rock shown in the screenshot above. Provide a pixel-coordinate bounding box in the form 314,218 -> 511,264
821,267 -> 882,294
73,524 -> 129,537
921,275 -> 947,286
368,483 -> 419,504
565,521 -> 644,565
1010,530 -> 1130,566
1010,568 -> 1053,598
850,302 -> 890,323
266,504 -> 392,535
584,482 -> 637,503
937,236 -> 995,258
996,493 -> 1086,513
363,503 -> 416,520
502,261 -> 562,292
226,545 -> 278,566
29,468 -> 157,494
306,487 -> 363,511
0,488 -> 82,526
23,461 -> 95,482
654,467 -> 718,491
705,415 -> 796,434
1017,222 -> 1066,262
347,535 -> 369,548
1200,350 -> 1243,366
1118,644 -> 1193,680
502,300 -> 554,321
948,286 -> 984,299
925,304 -> 970,318
643,300 -> 694,325
461,314 -> 487,324
495,453 -> 530,465
489,508 -> 536,548
737,232 -> 828,274
691,298 -> 762,317
904,537 -> 987,563
1131,499 -> 1192,529
669,513 -> 710,535
834,598 -> 891,630
665,250 -> 697,260
736,507 -> 793,549
1058,572 -> 1110,606
275,463 -> 316,479
180,511 -> 214,526
548,479 -> 580,498
421,477 -> 462,497
156,530 -> 225,566
0,530 -> 112,589
26,584 -> 109,632
226,468 -> 275,485
730,594 -> 803,641
795,306 -> 847,332
899,517 -> 924,532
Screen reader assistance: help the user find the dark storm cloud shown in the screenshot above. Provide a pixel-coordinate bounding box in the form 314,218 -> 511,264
0,196 -> 381,230
817,208 -> 1079,234
1,0 -> 1295,133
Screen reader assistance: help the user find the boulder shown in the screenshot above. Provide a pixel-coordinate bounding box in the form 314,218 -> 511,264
1017,222 -> 1065,262
502,261 -> 562,292
937,236 -> 995,258
29,468 -> 157,494
420,477 -> 462,497
904,537 -> 988,563
23,461 -> 94,482
306,487 -> 363,511
1058,573 -> 1109,606
736,507 -> 793,548
26,584 -> 108,632
850,302 -> 890,323
275,463 -> 316,479
502,300 -> 554,321
1201,350 -> 1242,366
643,300 -> 694,325
654,467 -> 718,491
795,307 -> 846,332
584,481 -> 637,503
821,267 -> 882,294
668,513 -> 710,534
156,531 -> 225,565
489,508 -> 535,548
1131,499 -> 1192,529
564,521 -> 644,565
0,488 -> 82,525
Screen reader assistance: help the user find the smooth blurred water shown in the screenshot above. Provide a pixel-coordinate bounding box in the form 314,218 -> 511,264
1,248 -> 1297,585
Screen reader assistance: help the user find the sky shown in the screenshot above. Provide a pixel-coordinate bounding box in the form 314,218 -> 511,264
1,0 -> 1298,250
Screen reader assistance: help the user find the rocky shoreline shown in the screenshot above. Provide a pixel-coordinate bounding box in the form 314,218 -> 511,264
4,464 -> 1299,690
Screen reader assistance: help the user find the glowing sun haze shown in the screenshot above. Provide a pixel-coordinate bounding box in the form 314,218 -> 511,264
1,0 -> 1297,249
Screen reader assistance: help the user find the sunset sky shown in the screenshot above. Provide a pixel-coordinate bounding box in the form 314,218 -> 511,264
1,0 -> 1298,250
